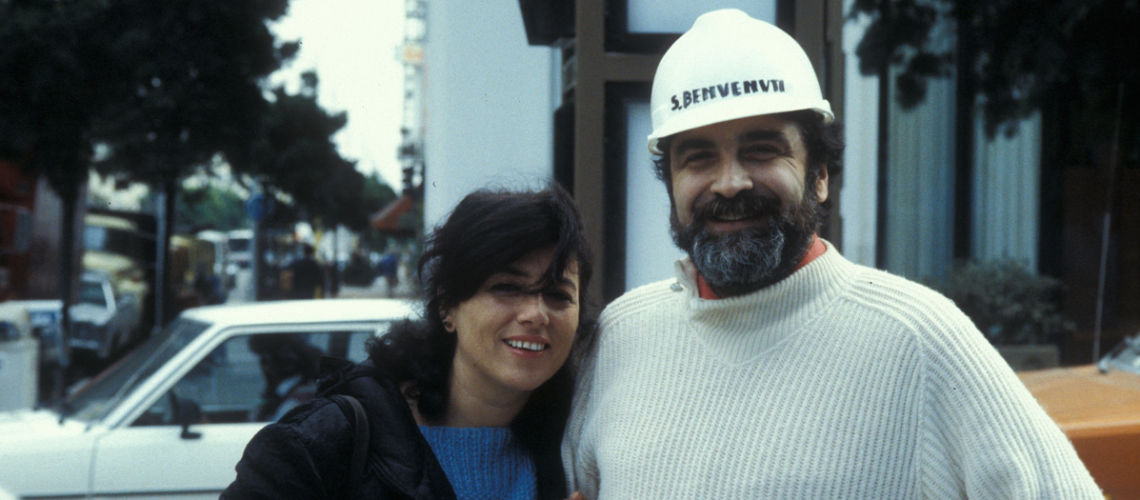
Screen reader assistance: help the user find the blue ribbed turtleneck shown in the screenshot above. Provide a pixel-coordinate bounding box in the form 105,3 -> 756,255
418,426 -> 536,500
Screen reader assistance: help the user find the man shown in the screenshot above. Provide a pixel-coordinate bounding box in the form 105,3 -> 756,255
562,9 -> 1100,498
288,244 -> 323,299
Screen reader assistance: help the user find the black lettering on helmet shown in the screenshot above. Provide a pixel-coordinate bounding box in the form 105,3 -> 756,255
731,81 -> 742,96
671,95 -> 681,111
717,83 -> 730,97
743,80 -> 758,93
701,86 -> 715,102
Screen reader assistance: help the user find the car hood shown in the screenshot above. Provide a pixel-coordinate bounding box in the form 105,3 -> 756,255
1019,364 -> 1140,434
0,408 -> 91,440
69,303 -> 113,324
0,409 -> 99,496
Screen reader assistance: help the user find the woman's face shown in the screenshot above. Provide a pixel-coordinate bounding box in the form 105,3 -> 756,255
444,247 -> 580,403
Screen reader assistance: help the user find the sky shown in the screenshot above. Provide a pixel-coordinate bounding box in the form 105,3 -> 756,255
269,0 -> 407,189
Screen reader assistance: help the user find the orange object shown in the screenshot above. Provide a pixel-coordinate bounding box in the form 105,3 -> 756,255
1020,365 -> 1140,498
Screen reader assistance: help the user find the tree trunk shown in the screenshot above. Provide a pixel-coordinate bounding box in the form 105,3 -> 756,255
54,183 -> 78,404
154,179 -> 176,328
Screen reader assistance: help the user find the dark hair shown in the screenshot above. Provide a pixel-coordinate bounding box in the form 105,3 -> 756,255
366,183 -> 594,498
249,333 -> 322,381
652,110 -> 844,208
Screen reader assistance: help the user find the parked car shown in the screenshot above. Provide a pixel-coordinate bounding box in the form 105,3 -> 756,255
0,298 -> 415,499
1,300 -> 68,369
1019,334 -> 1140,498
69,270 -> 142,360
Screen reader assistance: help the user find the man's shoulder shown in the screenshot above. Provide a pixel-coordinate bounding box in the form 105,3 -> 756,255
599,278 -> 679,321
841,260 -> 948,303
836,260 -> 977,336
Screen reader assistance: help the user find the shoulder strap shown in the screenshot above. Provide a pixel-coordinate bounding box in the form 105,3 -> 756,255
330,394 -> 370,499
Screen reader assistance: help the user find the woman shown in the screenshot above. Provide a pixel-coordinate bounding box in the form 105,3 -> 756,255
223,185 -> 594,500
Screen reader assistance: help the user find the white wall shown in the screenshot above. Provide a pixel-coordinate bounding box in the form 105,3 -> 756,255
624,102 -> 685,289
626,0 -> 775,33
838,5 -> 879,267
972,112 -> 1041,267
422,2 -> 558,229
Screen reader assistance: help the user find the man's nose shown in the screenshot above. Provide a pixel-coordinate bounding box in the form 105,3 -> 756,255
709,159 -> 753,198
517,293 -> 550,326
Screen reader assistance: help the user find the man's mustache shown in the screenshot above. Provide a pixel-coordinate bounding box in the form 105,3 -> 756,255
692,191 -> 783,223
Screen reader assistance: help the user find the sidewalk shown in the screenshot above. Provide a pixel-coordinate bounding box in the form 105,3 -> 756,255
334,276 -> 416,299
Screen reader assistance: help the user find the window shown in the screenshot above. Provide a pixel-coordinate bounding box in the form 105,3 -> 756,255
133,328 -> 378,426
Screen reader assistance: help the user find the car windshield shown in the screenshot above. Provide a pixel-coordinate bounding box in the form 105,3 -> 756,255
62,318 -> 210,423
77,281 -> 106,306
228,238 -> 250,252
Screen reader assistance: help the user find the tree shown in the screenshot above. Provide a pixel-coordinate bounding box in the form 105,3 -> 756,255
175,184 -> 248,233
92,0 -> 296,323
242,74 -> 393,232
852,0 -> 1139,359
850,0 -> 1138,139
1,1 -> 136,364
1,0 -> 297,342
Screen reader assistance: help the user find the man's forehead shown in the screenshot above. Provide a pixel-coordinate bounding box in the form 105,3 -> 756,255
669,114 -> 799,150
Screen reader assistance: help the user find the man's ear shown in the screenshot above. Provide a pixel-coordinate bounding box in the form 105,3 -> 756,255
814,166 -> 830,203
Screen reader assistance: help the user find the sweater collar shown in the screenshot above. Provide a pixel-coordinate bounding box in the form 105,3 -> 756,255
673,239 -> 852,363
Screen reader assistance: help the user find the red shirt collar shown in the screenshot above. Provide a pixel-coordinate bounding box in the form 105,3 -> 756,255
696,234 -> 826,300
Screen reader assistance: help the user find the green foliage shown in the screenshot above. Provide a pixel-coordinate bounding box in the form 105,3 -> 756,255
91,0 -> 296,186
0,1 -> 123,199
849,0 -> 1140,138
174,185 -> 247,233
930,260 -> 1074,345
244,76 -> 398,232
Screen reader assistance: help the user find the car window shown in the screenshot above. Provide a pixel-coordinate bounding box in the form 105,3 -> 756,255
65,318 -> 209,423
78,280 -> 107,306
133,329 -> 377,426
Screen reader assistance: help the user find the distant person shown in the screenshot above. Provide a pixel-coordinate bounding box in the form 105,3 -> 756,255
287,244 -> 322,299
224,185 -> 594,499
561,9 -> 1101,498
247,333 -> 321,422
378,252 -> 399,296
193,263 -> 226,305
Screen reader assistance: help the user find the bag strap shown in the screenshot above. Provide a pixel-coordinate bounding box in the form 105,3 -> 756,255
330,394 -> 370,498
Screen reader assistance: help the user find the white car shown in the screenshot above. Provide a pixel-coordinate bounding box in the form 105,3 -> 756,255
70,270 -> 143,360
0,298 -> 415,499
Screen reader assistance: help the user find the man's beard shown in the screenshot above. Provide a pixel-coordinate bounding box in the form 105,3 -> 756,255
671,188 -> 822,297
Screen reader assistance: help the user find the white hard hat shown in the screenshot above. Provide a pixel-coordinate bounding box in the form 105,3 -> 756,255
647,9 -> 834,155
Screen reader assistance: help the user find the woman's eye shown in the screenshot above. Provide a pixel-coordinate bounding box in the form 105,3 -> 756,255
489,283 -> 524,295
544,290 -> 575,305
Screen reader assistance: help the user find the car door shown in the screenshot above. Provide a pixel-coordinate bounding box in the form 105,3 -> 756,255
87,324 -> 383,498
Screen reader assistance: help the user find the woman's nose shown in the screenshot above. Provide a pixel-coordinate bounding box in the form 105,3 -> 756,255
517,293 -> 550,326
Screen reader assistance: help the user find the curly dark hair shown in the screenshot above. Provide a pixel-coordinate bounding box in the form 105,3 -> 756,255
366,183 -> 594,498
652,110 -> 844,208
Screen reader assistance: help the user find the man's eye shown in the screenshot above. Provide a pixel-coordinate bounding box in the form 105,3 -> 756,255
744,144 -> 779,158
682,151 -> 714,165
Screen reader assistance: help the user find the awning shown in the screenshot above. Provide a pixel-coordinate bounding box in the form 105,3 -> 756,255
369,194 -> 416,235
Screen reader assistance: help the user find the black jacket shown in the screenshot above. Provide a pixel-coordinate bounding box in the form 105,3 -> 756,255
222,359 -> 457,499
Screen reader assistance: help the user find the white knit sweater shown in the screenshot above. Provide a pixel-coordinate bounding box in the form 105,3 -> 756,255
563,244 -> 1101,499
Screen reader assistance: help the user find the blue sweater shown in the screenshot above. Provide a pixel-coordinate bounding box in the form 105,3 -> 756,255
419,426 -> 537,500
